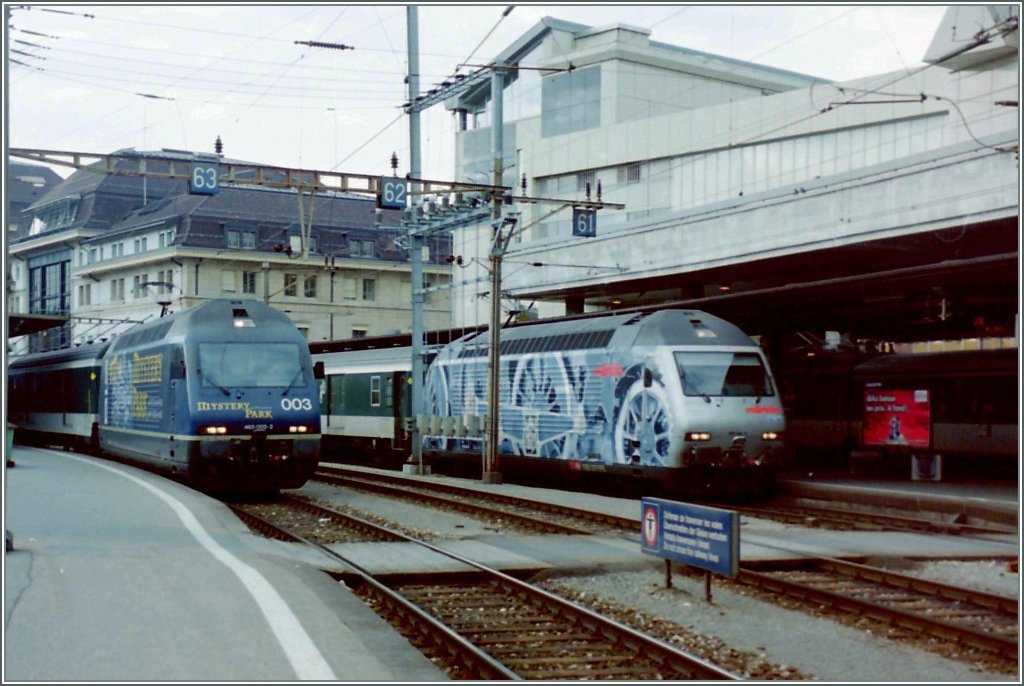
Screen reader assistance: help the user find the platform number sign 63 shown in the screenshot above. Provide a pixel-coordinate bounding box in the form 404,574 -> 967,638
190,162 -> 220,196
572,208 -> 597,237
280,398 -> 313,411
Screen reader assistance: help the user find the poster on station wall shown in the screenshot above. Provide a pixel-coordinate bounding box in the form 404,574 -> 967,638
862,388 -> 930,448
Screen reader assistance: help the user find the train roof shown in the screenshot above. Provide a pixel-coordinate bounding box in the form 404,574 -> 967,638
107,299 -> 302,353
315,345 -> 425,374
854,347 -> 1019,377
7,341 -> 111,369
450,309 -> 756,355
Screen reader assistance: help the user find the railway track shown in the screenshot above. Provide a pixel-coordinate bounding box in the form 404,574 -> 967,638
317,464 -> 1017,539
737,557 -> 1018,662
304,464 -> 1019,669
732,501 -> 1018,538
313,464 -> 636,535
229,496 -> 742,680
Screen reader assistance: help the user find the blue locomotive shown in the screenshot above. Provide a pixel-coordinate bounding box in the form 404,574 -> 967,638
316,309 -> 786,498
7,299 -> 323,493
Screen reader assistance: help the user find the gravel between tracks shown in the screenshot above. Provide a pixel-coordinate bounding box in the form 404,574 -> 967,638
292,482 -> 1018,682
533,561 -> 1017,682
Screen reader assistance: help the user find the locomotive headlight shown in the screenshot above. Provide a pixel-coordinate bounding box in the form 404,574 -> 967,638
762,431 -> 781,441
289,425 -> 309,433
203,426 -> 228,435
685,432 -> 712,441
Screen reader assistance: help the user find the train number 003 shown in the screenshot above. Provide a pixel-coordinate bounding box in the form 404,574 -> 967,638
280,398 -> 313,411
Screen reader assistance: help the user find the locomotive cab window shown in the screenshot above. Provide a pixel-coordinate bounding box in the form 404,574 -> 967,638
674,351 -> 774,397
198,343 -> 304,388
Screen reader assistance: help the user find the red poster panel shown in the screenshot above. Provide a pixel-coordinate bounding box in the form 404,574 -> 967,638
862,388 -> 930,448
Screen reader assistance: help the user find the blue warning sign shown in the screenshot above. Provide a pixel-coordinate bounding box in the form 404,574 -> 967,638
640,497 -> 739,577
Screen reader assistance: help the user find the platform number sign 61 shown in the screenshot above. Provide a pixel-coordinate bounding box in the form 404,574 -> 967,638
572,208 -> 597,238
190,162 -> 220,196
379,176 -> 407,210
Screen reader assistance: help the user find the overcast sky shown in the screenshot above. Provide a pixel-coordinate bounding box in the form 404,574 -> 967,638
5,3 -> 952,184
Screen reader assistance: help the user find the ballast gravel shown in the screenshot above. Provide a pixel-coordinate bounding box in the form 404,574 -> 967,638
289,481 -> 1018,682
533,562 -> 1017,682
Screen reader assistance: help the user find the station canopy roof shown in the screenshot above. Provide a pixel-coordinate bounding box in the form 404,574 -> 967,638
8,313 -> 68,338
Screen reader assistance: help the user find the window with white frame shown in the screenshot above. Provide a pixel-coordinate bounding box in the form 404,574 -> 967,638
618,162 -> 642,184
361,278 -> 375,301
242,271 -> 257,294
342,276 -> 356,300
133,273 -> 149,298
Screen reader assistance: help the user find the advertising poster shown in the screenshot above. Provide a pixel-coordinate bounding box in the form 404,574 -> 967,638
862,388 -> 930,448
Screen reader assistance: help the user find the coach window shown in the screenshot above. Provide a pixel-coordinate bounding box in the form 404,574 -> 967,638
370,375 -> 382,407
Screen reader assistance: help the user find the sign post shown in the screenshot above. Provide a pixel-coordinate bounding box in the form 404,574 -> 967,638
640,497 -> 739,602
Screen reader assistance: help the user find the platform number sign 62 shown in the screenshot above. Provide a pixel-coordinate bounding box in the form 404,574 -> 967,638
379,176 -> 407,210
572,208 -> 597,238
190,162 -> 220,196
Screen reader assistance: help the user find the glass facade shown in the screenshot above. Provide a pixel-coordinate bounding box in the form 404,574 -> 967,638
541,65 -> 601,138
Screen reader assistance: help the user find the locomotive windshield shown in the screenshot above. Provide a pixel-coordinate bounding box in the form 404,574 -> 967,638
198,343 -> 305,388
674,351 -> 774,398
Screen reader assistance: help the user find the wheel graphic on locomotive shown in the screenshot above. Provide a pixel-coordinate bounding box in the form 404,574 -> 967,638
613,378 -> 672,465
509,353 -> 576,458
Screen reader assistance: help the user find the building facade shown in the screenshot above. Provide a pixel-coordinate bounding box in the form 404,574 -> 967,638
7,149 -> 453,354
440,8 -> 1019,344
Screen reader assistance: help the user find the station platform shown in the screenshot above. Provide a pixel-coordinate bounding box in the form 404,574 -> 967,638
2,446 -> 446,682
777,472 -> 1019,528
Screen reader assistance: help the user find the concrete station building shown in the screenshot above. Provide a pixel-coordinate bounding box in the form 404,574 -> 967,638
438,6 -> 1018,350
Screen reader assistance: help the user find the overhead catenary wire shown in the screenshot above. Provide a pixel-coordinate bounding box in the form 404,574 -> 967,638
454,5 -> 514,75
